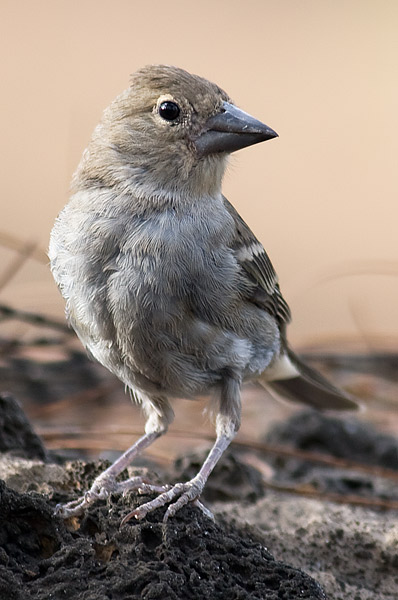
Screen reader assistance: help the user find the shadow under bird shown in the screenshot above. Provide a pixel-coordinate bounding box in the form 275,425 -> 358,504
49,65 -> 357,523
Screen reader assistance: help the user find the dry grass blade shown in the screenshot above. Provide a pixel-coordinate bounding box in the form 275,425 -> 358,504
264,481 -> 398,511
43,437 -> 170,465
232,437 -> 398,483
0,241 -> 39,292
27,382 -> 121,419
0,231 -> 48,264
36,425 -> 398,483
0,303 -> 70,333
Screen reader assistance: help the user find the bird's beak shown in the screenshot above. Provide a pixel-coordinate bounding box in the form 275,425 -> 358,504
194,101 -> 278,156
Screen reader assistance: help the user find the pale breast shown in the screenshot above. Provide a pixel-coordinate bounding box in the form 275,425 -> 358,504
49,189 -> 280,398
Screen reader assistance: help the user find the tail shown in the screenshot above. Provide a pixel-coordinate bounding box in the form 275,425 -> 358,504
259,347 -> 359,411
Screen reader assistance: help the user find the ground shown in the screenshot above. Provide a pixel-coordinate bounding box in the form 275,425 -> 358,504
0,392 -> 398,599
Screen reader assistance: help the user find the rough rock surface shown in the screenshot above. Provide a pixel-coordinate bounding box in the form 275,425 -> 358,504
221,410 -> 398,600
230,492 -> 398,600
0,477 -> 326,600
1,398 -> 398,599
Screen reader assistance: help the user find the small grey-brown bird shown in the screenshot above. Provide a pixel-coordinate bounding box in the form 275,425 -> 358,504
49,65 -> 357,523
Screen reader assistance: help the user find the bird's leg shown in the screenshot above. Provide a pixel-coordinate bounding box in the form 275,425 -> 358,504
122,431 -> 235,525
122,374 -> 241,524
55,395 -> 174,519
55,430 -> 162,518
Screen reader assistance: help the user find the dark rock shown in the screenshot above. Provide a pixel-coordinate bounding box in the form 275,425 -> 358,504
0,479 -> 326,600
174,450 -> 265,503
265,409 -> 398,500
266,409 -> 398,469
0,393 -> 47,460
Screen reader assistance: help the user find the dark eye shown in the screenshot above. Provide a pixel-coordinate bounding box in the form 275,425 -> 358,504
159,101 -> 180,121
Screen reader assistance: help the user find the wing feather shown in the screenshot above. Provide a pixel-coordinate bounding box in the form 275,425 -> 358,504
222,196 -> 291,328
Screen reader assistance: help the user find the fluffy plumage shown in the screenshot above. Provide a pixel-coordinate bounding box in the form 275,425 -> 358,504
49,65 -> 357,523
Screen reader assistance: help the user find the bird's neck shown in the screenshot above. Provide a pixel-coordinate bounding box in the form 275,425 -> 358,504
73,147 -> 227,210
126,160 -> 226,207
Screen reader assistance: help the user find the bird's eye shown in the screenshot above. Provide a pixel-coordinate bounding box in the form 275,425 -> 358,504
158,101 -> 180,121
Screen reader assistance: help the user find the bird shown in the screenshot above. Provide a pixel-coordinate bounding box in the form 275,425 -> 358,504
49,65 -> 357,524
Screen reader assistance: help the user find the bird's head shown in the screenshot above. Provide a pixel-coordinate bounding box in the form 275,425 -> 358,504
74,65 -> 277,201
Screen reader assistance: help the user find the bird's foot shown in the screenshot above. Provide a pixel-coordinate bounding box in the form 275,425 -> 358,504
121,475 -> 214,524
54,473 -> 151,519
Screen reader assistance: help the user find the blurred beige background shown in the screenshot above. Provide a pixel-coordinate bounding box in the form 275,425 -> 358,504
1,0 -> 398,350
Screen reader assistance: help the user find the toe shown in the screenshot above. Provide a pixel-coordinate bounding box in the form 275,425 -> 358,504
163,482 -> 202,521
54,500 -> 86,519
121,478 -> 207,524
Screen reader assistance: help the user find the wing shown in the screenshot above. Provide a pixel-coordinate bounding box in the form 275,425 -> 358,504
223,196 -> 358,411
222,196 -> 291,330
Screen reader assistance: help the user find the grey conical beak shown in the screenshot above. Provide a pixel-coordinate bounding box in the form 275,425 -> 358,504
194,101 -> 278,157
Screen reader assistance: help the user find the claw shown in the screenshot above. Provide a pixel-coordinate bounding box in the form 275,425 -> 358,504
55,474 -> 158,519
120,477 -> 211,525
193,500 -> 215,521
55,500 -> 85,519
55,433 -> 232,524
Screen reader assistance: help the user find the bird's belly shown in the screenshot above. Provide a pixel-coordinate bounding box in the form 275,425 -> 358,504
91,259 -> 280,398
50,202 -> 280,399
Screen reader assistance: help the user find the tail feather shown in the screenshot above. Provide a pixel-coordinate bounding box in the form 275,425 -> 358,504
259,348 -> 359,411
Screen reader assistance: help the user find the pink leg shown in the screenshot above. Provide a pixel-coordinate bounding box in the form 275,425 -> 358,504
121,374 -> 242,524
55,430 -> 161,518
121,432 -> 235,525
